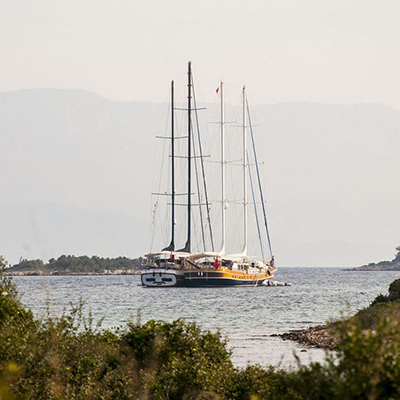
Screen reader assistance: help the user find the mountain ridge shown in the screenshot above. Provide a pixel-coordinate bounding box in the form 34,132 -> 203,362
1,88 -> 399,266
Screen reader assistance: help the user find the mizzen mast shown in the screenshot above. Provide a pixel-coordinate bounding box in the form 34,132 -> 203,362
241,85 -> 248,256
218,81 -> 226,256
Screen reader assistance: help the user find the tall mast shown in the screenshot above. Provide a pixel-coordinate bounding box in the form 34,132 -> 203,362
178,61 -> 192,253
171,80 -> 175,250
241,86 -> 248,255
187,62 -> 192,253
162,81 -> 175,252
218,81 -> 226,255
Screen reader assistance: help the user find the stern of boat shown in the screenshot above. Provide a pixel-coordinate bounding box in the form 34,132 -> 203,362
141,268 -> 184,287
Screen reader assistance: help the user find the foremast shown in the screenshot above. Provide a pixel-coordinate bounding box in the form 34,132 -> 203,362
178,61 -> 192,253
162,80 -> 175,252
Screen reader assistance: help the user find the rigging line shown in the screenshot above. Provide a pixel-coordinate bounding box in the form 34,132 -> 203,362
149,200 -> 159,253
246,99 -> 273,258
150,124 -> 169,252
247,151 -> 265,262
148,96 -> 170,253
192,77 -> 215,252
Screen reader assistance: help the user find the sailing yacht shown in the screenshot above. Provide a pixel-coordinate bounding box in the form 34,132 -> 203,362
141,62 -> 276,287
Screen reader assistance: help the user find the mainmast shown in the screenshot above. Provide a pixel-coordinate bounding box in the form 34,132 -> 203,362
178,61 -> 192,253
241,85 -> 248,256
218,81 -> 226,255
163,80 -> 175,252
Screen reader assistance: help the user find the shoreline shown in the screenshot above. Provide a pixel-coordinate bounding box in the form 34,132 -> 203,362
5,271 -> 141,276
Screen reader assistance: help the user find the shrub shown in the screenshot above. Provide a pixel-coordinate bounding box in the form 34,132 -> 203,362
0,256 -> 18,300
388,279 -> 400,301
123,319 -> 233,399
370,278 -> 400,306
371,293 -> 389,306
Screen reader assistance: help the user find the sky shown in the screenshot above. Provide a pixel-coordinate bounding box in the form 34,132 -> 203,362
1,0 -> 400,108
1,1 -> 400,267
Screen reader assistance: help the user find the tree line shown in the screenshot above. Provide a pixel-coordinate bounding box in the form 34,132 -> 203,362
9,255 -> 143,274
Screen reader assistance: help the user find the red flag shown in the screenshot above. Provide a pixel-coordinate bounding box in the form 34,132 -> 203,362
216,87 -> 219,94
213,257 -> 220,269
169,251 -> 173,262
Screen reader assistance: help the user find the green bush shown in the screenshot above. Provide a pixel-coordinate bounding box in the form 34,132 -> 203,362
388,279 -> 400,301
0,256 -> 18,300
371,293 -> 389,306
123,319 -> 233,399
370,278 -> 400,306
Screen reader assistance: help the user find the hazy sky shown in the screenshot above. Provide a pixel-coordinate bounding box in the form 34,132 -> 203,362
1,0 -> 399,107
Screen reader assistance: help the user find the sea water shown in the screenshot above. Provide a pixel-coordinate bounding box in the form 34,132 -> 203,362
13,268 -> 400,369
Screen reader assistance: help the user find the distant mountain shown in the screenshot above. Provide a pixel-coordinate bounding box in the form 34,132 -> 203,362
1,89 -> 399,267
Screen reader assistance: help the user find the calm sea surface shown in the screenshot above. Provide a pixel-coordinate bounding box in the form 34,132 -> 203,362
13,268 -> 400,369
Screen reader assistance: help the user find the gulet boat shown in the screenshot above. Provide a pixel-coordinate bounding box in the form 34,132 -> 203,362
141,62 -> 276,287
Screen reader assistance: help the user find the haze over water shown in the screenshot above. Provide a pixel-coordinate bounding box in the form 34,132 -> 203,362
13,267 -> 400,368
3,0 -> 399,373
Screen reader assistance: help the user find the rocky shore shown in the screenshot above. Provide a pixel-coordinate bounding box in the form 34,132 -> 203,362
346,247 -> 400,271
274,324 -> 337,350
346,261 -> 400,271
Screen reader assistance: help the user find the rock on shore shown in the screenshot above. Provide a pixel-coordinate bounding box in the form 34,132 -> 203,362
274,325 -> 337,350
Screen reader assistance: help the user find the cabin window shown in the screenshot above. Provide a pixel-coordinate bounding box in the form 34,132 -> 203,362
162,278 -> 172,282
146,278 -> 155,282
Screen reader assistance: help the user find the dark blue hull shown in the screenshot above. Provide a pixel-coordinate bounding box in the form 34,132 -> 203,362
141,268 -> 274,287
178,277 -> 268,287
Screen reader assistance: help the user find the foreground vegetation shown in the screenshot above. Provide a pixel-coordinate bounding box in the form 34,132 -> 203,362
7,255 -> 142,275
280,272 -> 400,350
2,257 -> 400,399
